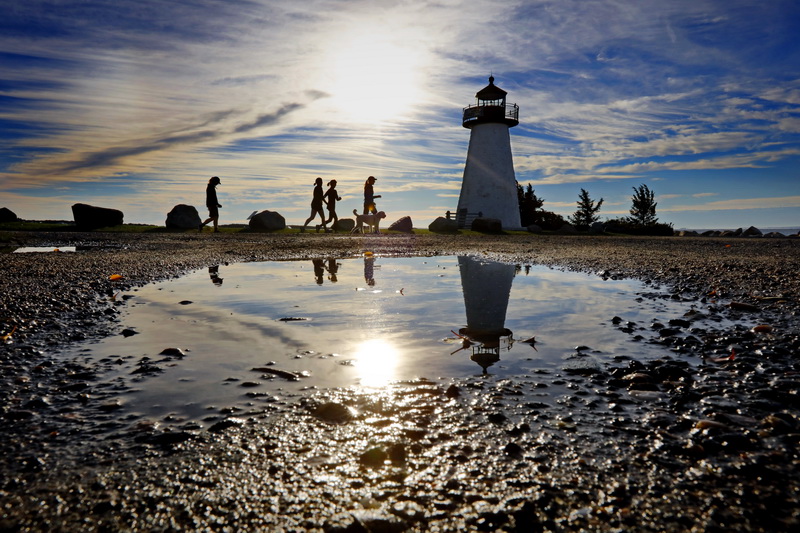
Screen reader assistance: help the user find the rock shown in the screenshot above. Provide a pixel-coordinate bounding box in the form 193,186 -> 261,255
159,347 -> 186,357
527,224 -> 543,234
387,216 -> 413,233
589,221 -> 605,234
0,207 -> 18,223
678,230 -> 699,236
71,203 -> 124,230
359,447 -> 388,467
312,402 -> 357,423
471,217 -> 502,233
135,431 -> 194,445
428,216 -> 458,233
165,204 -> 201,229
248,210 -> 285,232
556,223 -> 578,235
333,218 -> 355,232
742,226 -> 762,236
208,418 -> 245,433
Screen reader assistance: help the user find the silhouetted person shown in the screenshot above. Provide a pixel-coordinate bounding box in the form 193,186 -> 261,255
200,176 -> 222,232
326,258 -> 339,282
209,265 -> 223,285
302,177 -> 326,232
323,180 -> 341,230
364,255 -> 375,286
312,258 -> 325,285
363,176 -> 381,214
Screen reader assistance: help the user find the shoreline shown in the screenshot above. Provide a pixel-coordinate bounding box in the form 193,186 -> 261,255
2,232 -> 800,531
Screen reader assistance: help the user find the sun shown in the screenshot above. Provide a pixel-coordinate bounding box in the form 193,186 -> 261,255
352,338 -> 400,387
322,30 -> 428,124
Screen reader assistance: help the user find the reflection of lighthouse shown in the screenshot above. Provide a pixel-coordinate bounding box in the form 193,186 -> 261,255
457,76 -> 522,230
457,256 -> 515,373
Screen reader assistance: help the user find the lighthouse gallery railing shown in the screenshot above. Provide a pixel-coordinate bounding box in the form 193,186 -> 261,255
462,103 -> 519,125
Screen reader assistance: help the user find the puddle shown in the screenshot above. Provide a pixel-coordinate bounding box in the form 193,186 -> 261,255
64,255 -> 723,423
13,246 -> 77,253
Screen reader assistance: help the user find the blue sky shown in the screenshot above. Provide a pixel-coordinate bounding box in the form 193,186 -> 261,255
1,0 -> 799,230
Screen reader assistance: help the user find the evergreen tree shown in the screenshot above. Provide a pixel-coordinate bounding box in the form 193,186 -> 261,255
517,182 -> 544,226
628,184 -> 658,226
568,188 -> 604,227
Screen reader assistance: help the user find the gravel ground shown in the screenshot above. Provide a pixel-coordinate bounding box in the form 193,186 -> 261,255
1,231 -> 799,532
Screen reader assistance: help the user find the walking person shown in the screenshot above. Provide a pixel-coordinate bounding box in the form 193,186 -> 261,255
200,176 -> 222,232
323,179 -> 341,231
363,175 -> 381,214
302,177 -> 327,232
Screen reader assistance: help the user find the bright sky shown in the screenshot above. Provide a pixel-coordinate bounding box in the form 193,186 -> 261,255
2,0 -> 799,230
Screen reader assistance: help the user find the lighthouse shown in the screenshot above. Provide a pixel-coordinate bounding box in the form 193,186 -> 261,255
456,76 -> 522,230
455,255 -> 515,373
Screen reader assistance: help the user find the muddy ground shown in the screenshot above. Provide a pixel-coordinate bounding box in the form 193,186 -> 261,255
1,231 -> 799,532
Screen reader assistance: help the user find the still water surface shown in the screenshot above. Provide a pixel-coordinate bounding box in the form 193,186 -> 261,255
72,255 -> 703,421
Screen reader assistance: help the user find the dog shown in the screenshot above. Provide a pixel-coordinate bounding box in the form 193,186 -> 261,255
352,209 -> 387,234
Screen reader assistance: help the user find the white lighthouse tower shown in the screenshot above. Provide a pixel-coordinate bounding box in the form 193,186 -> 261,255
456,255 -> 515,373
456,76 -> 521,230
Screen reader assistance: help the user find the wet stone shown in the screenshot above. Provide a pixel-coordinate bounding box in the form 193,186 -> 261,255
159,347 -> 186,357
359,447 -> 388,468
312,402 -> 357,423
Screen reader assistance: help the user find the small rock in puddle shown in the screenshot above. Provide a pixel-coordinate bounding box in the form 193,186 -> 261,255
159,347 -> 186,357
312,402 -> 358,423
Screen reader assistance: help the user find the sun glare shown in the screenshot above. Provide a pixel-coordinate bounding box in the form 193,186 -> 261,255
322,30 -> 427,124
353,338 -> 400,387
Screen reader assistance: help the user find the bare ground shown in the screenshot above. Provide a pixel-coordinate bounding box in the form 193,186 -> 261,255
1,231 -> 799,532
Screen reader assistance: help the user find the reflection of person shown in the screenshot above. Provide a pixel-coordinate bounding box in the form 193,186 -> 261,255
312,258 -> 325,285
208,265 -> 223,285
363,176 -> 381,214
200,176 -> 222,232
327,258 -> 339,283
302,177 -> 326,232
364,256 -> 375,286
323,180 -> 341,230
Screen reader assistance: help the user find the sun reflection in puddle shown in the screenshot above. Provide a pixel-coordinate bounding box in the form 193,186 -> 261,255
352,338 -> 400,387
58,254 -> 730,424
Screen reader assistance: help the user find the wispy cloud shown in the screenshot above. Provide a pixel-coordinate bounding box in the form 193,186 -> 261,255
1,0 -> 798,228
665,195 -> 800,212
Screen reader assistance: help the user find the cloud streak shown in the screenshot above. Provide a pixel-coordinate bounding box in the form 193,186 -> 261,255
1,0 -> 798,229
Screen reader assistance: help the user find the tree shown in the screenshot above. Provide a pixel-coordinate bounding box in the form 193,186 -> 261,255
517,182 -> 544,227
568,188 -> 604,227
628,184 -> 658,226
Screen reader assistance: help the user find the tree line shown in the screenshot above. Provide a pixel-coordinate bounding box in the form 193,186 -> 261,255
516,183 -> 674,235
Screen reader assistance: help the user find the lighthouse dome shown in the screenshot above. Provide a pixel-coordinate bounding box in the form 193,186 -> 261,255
475,76 -> 507,102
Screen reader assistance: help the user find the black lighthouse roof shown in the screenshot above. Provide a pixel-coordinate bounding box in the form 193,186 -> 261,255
475,76 -> 507,101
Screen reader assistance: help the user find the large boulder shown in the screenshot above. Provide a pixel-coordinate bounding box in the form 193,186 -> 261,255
555,224 -> 578,235
249,210 -> 285,232
165,204 -> 201,229
0,207 -> 18,223
526,224 -> 543,234
471,217 -> 502,233
71,203 -> 123,230
333,218 -> 355,232
742,226 -> 762,237
388,216 -> 413,233
428,217 -> 458,233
